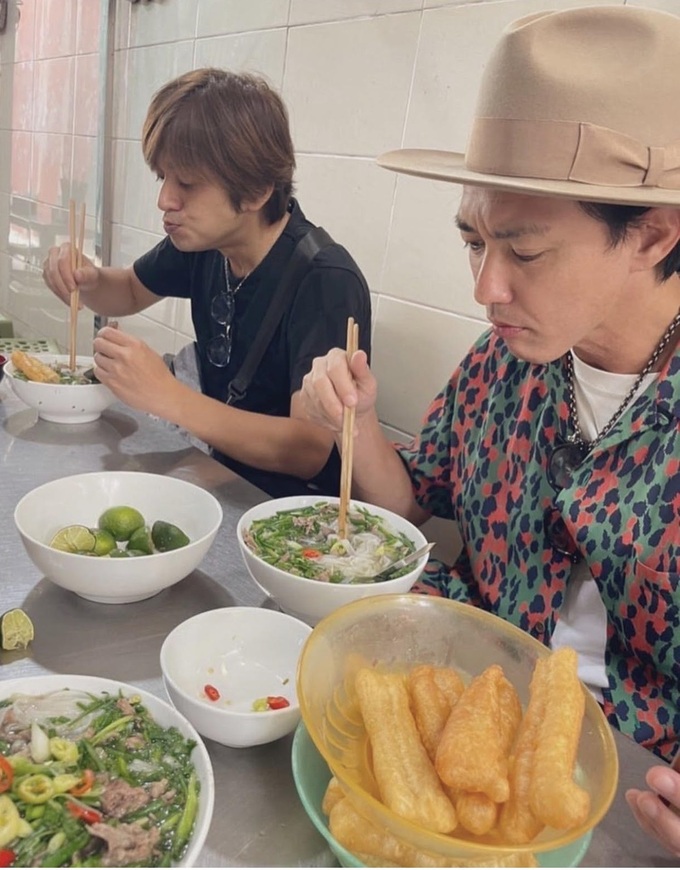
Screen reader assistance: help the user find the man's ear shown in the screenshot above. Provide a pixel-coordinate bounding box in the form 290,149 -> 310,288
630,207 -> 680,272
241,185 -> 274,214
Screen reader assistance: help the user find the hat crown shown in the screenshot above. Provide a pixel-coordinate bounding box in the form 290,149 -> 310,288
378,5 -> 680,205
476,7 -> 680,144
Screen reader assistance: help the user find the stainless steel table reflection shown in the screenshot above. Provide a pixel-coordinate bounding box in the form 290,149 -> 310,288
0,383 -> 673,867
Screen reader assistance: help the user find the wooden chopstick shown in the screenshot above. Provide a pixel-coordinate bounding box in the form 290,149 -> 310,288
68,200 -> 86,370
338,316 -> 359,539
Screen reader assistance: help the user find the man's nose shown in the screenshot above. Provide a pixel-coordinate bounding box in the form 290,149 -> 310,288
472,252 -> 513,306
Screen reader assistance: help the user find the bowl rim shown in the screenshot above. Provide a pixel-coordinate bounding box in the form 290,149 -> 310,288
5,353 -> 111,390
0,673 -> 214,867
160,606 -> 311,720
236,494 -> 430,588
297,593 -> 620,857
13,470 -> 224,556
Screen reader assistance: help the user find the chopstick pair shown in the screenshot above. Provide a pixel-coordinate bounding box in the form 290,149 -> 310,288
338,316 -> 359,540
68,199 -> 86,371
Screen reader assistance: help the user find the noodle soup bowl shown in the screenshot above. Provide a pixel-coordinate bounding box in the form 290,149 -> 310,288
236,495 -> 429,626
6,353 -> 115,423
0,673 -> 214,867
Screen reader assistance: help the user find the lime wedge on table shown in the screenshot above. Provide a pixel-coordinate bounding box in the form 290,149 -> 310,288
128,525 -> 154,555
50,525 -> 96,554
151,520 -> 190,552
98,506 -> 145,542
1,609 -> 35,650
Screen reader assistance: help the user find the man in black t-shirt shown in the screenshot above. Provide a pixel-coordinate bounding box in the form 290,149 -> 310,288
42,68 -> 370,497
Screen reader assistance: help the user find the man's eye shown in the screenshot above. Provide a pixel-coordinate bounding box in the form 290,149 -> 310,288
464,240 -> 485,254
513,251 -> 543,263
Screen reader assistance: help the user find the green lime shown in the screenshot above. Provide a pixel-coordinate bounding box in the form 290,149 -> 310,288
127,525 -> 154,555
50,525 -> 96,554
1,608 -> 35,650
90,528 -> 117,556
98,506 -> 145,542
108,549 -> 130,558
151,520 -> 190,552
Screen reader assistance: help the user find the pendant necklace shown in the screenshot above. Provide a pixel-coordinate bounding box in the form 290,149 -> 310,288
563,308 -> 680,464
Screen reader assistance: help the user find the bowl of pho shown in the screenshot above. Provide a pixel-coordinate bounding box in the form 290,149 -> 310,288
6,351 -> 115,423
0,673 -> 214,867
236,496 -> 430,626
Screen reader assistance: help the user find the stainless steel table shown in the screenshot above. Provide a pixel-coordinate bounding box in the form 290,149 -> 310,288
0,383 -> 673,867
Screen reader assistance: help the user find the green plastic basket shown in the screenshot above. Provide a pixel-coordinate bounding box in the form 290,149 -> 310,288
0,337 -> 60,355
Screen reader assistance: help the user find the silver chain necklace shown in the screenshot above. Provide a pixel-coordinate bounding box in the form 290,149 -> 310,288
565,308 -> 680,454
224,257 -> 250,296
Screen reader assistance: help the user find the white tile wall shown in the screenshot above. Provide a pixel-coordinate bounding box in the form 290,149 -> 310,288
0,0 -> 630,441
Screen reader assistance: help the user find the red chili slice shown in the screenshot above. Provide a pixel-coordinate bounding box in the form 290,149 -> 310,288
204,684 -> 220,702
69,769 -> 95,797
302,549 -> 321,558
0,849 -> 15,868
67,802 -> 103,825
267,695 -> 290,710
0,757 -> 13,794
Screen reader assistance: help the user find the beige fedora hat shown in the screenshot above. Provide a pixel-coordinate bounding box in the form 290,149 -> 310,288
378,5 -> 680,206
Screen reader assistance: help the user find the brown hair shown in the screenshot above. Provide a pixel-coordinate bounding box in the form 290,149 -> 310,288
142,68 -> 295,224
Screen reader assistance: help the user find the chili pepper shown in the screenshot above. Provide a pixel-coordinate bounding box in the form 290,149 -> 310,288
69,769 -> 94,797
66,802 -> 102,825
0,849 -> 15,867
0,760 -> 12,795
204,684 -> 220,702
302,549 -> 321,558
266,696 -> 290,710
16,774 -> 54,804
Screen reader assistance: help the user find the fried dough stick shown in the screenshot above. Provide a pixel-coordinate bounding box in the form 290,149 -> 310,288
408,664 -> 465,761
11,350 -> 60,384
435,664 -> 511,804
529,647 -> 590,830
455,669 -> 522,836
355,668 -> 457,833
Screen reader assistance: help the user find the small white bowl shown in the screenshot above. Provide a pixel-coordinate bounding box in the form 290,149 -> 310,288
14,471 -> 223,604
160,607 -> 312,748
0,673 -> 214,867
236,495 -> 429,626
6,353 -> 115,423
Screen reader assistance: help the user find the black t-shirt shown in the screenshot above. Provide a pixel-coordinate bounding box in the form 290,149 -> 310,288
133,199 -> 371,497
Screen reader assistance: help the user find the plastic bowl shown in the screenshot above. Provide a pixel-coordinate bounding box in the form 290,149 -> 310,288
14,471 -> 223,604
296,594 -> 619,865
291,722 -> 593,868
161,606 -> 312,748
5,353 -> 115,423
236,495 -> 429,626
0,673 -> 214,867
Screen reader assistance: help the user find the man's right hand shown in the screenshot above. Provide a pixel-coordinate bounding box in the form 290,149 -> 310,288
42,243 -> 100,306
300,347 -> 378,434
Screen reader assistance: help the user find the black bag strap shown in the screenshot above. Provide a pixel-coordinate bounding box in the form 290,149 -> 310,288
226,225 -> 335,405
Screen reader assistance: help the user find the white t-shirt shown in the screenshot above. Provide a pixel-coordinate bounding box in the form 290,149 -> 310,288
550,352 -> 657,699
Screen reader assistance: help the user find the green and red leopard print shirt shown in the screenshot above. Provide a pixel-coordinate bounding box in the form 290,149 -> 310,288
400,330 -> 680,761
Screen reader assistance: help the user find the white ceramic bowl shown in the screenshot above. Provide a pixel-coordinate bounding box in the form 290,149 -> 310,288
6,353 -> 115,423
161,606 -> 312,748
236,495 -> 429,626
14,471 -> 223,604
0,673 -> 214,867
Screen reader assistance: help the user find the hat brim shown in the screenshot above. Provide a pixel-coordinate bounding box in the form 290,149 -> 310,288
377,149 -> 680,208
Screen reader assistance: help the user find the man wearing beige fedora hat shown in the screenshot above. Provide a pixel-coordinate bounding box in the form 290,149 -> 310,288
300,4 -> 680,854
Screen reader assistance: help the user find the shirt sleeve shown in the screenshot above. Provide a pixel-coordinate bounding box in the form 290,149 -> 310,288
286,257 -> 371,393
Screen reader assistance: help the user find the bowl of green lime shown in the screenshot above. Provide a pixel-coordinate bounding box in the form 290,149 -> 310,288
14,471 -> 223,603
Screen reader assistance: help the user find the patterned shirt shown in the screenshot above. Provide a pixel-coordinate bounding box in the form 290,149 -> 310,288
399,330 -> 680,761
